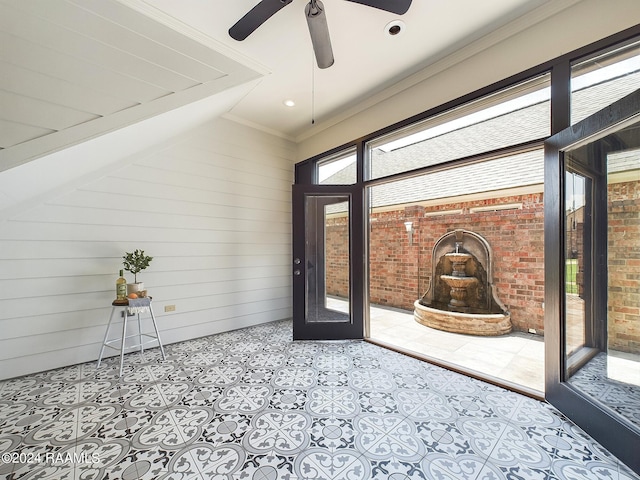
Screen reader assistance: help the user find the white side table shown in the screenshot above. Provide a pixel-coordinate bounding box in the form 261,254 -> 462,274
97,297 -> 166,376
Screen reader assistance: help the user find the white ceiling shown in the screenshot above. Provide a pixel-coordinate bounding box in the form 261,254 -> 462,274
0,0 -> 569,171
144,0 -> 555,138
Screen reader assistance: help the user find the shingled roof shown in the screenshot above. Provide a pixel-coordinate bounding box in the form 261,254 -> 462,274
323,72 -> 640,210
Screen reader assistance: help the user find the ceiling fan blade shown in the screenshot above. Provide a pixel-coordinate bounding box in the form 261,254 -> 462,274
305,0 -> 334,69
229,0 -> 294,41
345,0 -> 411,15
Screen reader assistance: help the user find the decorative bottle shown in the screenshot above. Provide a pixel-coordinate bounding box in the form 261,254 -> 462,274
116,269 -> 127,300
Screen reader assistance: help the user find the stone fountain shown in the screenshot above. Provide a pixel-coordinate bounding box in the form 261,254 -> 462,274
414,229 -> 511,336
441,248 -> 478,311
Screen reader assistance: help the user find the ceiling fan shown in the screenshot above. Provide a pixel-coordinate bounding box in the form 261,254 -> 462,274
229,0 -> 412,69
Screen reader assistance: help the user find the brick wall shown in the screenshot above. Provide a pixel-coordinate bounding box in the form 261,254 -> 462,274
368,205 -> 423,311
608,180 -> 640,353
327,192 -> 546,334
326,214 -> 349,298
324,182 -> 639,349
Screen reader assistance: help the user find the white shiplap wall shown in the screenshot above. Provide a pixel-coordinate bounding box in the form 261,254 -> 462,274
0,118 -> 294,380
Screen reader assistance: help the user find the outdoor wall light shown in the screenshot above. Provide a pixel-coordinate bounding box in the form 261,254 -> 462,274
404,221 -> 413,245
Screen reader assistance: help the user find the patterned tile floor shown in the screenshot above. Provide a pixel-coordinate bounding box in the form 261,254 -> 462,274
1,319 -> 638,479
367,303 -> 546,392
568,351 -> 640,431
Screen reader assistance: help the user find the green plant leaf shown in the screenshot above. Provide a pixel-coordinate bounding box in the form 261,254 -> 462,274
122,249 -> 153,283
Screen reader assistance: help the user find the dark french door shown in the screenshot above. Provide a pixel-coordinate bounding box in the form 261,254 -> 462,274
292,184 -> 364,340
544,88 -> 640,474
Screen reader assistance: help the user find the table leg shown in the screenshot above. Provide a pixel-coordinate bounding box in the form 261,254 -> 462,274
137,313 -> 144,355
97,307 -> 117,369
119,308 -> 128,377
148,305 -> 166,360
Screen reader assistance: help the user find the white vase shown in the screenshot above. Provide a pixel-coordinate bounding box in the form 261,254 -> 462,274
127,282 -> 144,295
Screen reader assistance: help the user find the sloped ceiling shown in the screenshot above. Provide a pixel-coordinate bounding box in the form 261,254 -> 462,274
1,0 -> 589,173
0,0 -> 265,172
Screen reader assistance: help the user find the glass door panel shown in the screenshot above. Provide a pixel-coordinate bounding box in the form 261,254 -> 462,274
305,196 -> 350,324
564,170 -> 592,369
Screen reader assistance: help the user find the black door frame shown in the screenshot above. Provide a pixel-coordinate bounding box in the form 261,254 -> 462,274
544,89 -> 640,474
292,183 -> 365,340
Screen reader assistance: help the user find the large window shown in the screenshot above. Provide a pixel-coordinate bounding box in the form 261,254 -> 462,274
317,147 -> 357,185
366,75 -> 550,180
571,40 -> 640,124
364,74 -> 549,392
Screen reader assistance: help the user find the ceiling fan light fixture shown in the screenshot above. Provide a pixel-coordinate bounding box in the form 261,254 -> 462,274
385,20 -> 405,37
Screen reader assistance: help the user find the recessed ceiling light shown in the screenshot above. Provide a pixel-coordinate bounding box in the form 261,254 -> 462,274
385,20 -> 405,37
283,99 -> 296,107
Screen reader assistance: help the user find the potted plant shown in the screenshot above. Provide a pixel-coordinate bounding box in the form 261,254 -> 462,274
123,249 -> 153,295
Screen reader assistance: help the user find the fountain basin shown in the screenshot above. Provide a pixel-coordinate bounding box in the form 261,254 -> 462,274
440,274 -> 478,309
414,300 -> 512,336
444,252 -> 473,277
440,275 -> 478,289
444,252 -> 473,261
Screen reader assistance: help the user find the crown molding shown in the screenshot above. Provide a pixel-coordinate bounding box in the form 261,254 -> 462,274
222,113 -> 297,143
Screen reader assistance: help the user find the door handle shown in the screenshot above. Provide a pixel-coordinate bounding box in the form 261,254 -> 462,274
293,269 -> 301,276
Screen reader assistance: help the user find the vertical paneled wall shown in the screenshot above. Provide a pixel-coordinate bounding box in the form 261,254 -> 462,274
0,118 -> 294,380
